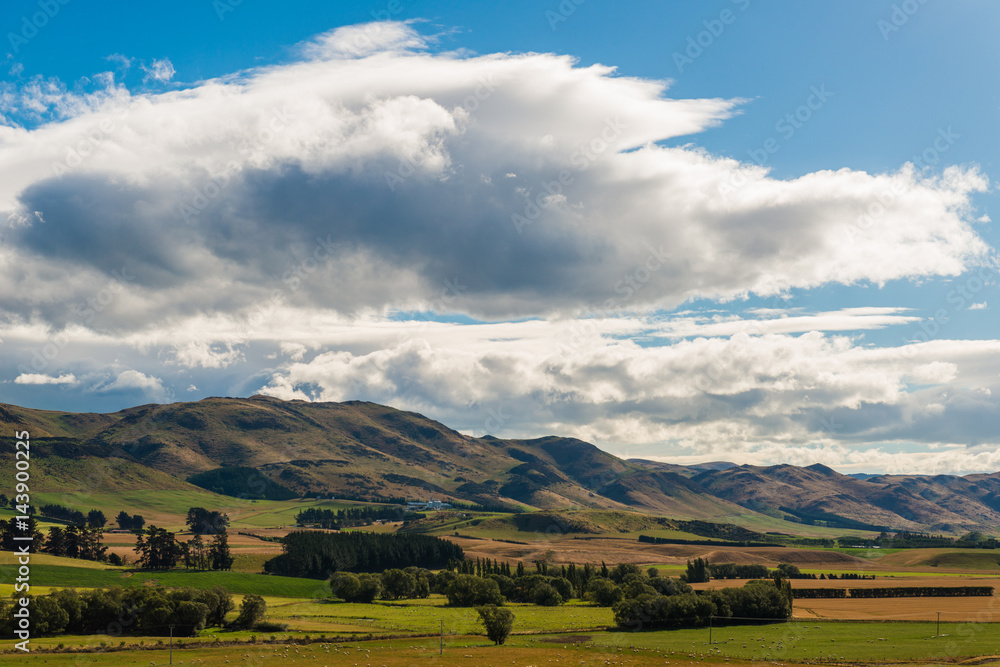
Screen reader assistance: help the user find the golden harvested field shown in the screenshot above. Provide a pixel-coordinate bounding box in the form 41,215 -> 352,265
101,531 -> 283,565
695,576 -> 1000,590
454,537 -> 875,569
0,640 -> 765,667
687,576 -> 1000,621
792,595 -> 1000,621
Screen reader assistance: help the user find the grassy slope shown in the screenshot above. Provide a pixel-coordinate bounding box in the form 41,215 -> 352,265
24,490 -> 376,532
5,602 -> 999,664
0,397 -> 787,523
0,561 -> 329,598
3,396 -> 992,538
0,455 -> 195,494
1,632 -> 990,667
552,621 -> 997,662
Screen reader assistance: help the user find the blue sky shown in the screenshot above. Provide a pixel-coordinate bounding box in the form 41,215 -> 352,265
2,1 -> 999,473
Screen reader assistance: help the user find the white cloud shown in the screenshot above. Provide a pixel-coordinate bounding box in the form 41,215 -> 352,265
0,22 -> 997,475
0,23 -> 989,332
970,301 -> 987,310
2,305 -> 1000,473
909,361 -> 959,384
105,54 -> 134,72
13,373 -> 76,385
95,370 -> 166,399
142,58 -> 175,83
280,342 -> 308,361
251,314 -> 1000,473
301,21 -> 429,59
170,341 -> 244,369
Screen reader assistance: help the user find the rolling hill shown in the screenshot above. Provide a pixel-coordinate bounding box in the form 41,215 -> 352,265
670,462 -> 1000,533
1,396 -> 999,533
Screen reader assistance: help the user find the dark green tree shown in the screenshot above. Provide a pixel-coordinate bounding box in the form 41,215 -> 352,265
186,507 -> 230,535
209,532 -> 234,571
476,604 -> 514,645
87,509 -> 107,529
684,557 -> 709,583
445,575 -> 504,607
134,526 -> 183,569
381,569 -> 417,599
585,578 -> 623,607
233,594 -> 266,628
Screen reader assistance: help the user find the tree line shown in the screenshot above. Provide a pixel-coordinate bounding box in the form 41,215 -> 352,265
793,586 -> 993,599
687,559 -> 876,582
115,511 -> 146,532
42,525 -> 108,563
0,586 -> 268,638
321,555 -> 795,630
322,555 -> 794,631
38,504 -> 108,528
847,586 -> 994,598
295,506 -> 423,529
4,506 -> 234,571
134,525 -> 233,571
638,534 -> 776,548
328,559 -> 653,608
614,574 -> 793,630
263,531 -> 463,578
837,531 -> 999,550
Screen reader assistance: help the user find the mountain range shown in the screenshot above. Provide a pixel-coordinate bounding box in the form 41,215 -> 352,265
2,395 -> 998,534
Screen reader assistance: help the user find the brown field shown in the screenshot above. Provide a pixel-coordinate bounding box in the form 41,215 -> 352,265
688,576 -> 1000,622
101,530 -> 283,565
452,537 -> 1000,575
791,595 -> 1000,621
0,640 -> 766,667
695,576 -> 1000,591
453,536 -> 874,569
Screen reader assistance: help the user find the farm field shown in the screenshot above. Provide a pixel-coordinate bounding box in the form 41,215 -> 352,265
5,613 -> 1000,665
30,491 -> 369,532
0,638 -> 767,667
8,498 -> 1000,664
0,560 -> 330,598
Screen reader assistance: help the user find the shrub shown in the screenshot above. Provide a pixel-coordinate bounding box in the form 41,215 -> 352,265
550,577 -> 574,601
380,569 -> 417,599
252,621 -> 289,632
609,563 -> 643,584
649,577 -> 691,597
330,572 -> 382,603
683,558 -> 709,583
585,578 -> 623,607
445,575 -> 505,607
232,595 -> 267,629
614,592 -> 715,630
476,604 -> 514,645
532,583 -> 562,606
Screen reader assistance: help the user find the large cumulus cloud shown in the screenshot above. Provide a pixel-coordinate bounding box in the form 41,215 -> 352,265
0,22 -> 997,474
0,22 -> 990,331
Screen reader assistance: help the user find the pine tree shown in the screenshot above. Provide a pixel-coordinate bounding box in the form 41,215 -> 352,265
210,532 -> 234,571
44,526 -> 66,557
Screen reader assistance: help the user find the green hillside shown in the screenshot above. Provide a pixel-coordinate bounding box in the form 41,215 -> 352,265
1,396 -> 998,534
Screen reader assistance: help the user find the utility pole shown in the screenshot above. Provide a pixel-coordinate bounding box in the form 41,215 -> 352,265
440,620 -> 443,655
936,611 -> 940,637
169,624 -> 175,665
709,614 -> 713,645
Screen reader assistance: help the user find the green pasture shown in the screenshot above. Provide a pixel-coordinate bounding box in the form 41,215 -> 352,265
0,563 -> 329,598
550,620 -> 1000,663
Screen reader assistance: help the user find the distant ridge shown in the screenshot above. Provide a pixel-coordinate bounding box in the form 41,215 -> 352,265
2,396 -> 999,532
